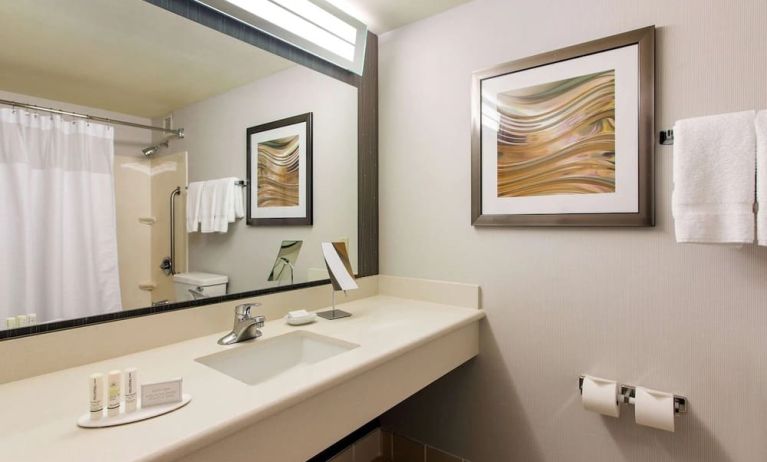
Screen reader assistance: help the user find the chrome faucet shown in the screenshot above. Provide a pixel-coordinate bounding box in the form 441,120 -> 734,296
217,303 -> 265,345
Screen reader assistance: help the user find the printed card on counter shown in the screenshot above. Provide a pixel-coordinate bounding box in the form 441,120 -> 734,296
141,378 -> 182,408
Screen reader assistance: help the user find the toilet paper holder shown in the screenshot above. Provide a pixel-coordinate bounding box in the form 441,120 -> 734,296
578,375 -> 688,414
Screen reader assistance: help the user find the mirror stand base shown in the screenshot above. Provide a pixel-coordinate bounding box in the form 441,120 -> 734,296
316,309 -> 352,320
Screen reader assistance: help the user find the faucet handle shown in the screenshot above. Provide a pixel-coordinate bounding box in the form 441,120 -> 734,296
235,303 -> 262,318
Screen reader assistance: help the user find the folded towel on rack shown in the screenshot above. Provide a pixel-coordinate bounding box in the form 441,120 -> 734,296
197,178 -> 244,233
186,181 -> 203,233
198,180 -> 217,233
221,177 -> 245,222
233,182 -> 245,220
200,178 -> 229,233
672,110 -> 756,244
756,110 -> 767,245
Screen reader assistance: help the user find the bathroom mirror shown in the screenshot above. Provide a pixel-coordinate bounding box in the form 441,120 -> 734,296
0,0 -> 377,338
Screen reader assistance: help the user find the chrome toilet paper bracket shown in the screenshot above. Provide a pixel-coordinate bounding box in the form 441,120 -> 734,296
578,375 -> 688,415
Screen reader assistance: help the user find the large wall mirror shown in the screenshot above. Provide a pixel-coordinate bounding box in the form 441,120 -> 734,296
0,0 -> 377,339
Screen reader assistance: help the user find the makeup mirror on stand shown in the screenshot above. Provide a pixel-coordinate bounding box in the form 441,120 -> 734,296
317,242 -> 357,320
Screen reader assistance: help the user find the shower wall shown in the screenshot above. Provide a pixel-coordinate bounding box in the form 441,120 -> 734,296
114,155 -> 153,309
149,152 -> 188,304
114,152 -> 188,308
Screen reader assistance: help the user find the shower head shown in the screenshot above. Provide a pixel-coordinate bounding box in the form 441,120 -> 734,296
141,140 -> 170,157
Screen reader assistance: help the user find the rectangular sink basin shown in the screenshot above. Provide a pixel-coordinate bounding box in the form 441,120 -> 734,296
195,331 -> 358,385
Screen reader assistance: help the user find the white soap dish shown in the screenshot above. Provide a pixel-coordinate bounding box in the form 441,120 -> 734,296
77,394 -> 192,428
285,310 -> 317,326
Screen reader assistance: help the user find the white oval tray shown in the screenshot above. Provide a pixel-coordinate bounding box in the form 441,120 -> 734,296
77,394 -> 192,428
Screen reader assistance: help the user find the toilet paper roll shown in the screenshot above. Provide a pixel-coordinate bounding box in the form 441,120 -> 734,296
581,375 -> 620,418
635,386 -> 675,432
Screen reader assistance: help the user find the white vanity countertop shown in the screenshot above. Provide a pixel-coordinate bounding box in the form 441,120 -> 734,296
0,295 -> 484,462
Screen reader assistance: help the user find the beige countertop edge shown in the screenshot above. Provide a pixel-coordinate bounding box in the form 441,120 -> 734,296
147,304 -> 484,461
0,294 -> 485,462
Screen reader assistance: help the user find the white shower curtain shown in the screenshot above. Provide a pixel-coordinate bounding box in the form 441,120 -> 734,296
0,108 -> 122,322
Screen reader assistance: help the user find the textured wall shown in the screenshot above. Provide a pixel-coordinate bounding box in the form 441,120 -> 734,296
378,1 -> 767,461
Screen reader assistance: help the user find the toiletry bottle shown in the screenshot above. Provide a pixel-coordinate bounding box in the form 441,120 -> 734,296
5,317 -> 17,329
15,315 -> 27,327
124,368 -> 138,413
107,370 -> 122,417
27,313 -> 37,325
89,373 -> 104,421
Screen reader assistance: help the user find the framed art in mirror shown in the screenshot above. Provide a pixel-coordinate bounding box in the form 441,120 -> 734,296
471,26 -> 655,227
247,113 -> 313,226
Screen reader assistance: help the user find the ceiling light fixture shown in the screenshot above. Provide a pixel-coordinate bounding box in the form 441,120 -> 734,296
271,0 -> 357,43
194,0 -> 367,75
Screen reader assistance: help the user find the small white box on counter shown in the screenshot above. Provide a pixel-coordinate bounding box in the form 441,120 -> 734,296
141,378 -> 182,408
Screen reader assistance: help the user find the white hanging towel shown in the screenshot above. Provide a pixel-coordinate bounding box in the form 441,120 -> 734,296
219,176 -> 245,222
198,179 -> 219,233
672,110 -> 756,244
197,178 -> 244,233
233,180 -> 245,219
756,110 -> 767,245
186,181 -> 204,233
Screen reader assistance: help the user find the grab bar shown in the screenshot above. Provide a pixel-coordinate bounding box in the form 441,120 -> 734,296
169,186 -> 181,275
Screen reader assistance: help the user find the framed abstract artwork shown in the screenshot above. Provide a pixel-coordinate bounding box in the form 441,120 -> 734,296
247,113 -> 313,226
471,26 -> 655,226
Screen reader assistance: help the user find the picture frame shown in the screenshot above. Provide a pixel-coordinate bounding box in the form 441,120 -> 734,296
471,26 -> 655,226
247,113 -> 313,226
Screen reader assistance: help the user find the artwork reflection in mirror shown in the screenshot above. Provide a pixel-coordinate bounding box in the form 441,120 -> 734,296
247,113 -> 313,226
0,0 -> 358,331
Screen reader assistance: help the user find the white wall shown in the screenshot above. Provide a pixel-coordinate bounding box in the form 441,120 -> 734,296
169,65 -> 358,293
378,1 -> 767,461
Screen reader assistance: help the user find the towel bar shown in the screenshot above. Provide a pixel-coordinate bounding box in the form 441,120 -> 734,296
578,375 -> 688,414
184,179 -> 248,190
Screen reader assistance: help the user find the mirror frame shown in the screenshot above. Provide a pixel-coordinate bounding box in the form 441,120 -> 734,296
0,0 -> 378,341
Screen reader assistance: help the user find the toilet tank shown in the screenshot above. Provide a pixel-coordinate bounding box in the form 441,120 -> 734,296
172,272 -> 229,301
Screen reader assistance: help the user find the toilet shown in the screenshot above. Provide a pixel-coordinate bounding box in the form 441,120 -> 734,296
172,272 -> 229,301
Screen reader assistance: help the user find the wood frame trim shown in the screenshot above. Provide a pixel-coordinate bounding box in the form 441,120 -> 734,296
0,0 -> 378,341
471,26 -> 655,227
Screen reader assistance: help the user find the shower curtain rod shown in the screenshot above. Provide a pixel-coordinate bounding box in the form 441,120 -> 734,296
0,98 -> 184,137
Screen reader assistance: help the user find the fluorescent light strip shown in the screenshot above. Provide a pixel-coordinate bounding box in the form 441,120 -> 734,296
225,0 -> 355,60
322,0 -> 373,32
271,0 -> 357,44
